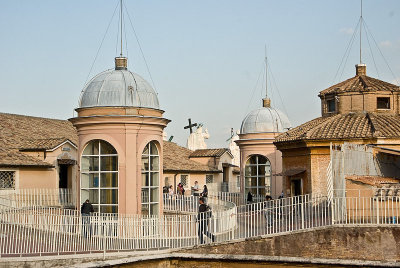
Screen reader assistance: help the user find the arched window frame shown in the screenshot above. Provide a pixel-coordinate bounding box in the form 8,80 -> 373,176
244,154 -> 271,200
141,141 -> 160,215
80,140 -> 118,214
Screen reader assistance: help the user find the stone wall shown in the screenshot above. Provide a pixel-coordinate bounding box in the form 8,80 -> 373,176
184,226 -> 400,263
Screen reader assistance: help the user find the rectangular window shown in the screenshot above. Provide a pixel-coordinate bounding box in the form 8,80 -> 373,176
377,97 -> 390,109
206,174 -> 213,184
0,171 -> 15,189
180,175 -> 188,186
327,99 -> 335,112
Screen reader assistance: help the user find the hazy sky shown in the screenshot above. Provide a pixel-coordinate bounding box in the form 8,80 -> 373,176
0,0 -> 399,148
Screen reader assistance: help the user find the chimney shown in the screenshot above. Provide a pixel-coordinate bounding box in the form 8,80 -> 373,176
115,57 -> 128,70
263,98 -> 271,108
355,63 -> 366,76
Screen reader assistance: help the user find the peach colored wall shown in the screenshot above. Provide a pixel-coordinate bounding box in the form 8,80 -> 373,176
19,168 -> 56,188
17,142 -> 78,194
70,107 -> 169,215
237,133 -> 283,198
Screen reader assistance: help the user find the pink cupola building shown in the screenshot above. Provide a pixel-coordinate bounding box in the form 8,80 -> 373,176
236,97 -> 291,200
70,57 -> 170,215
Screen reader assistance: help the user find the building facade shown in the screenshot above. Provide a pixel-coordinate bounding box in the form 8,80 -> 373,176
236,98 -> 291,199
274,64 -> 400,196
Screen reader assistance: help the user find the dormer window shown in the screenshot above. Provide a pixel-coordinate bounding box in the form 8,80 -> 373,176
377,97 -> 390,109
327,99 -> 336,113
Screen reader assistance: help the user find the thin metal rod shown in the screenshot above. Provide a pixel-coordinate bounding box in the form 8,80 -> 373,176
360,0 -> 363,64
120,0 -> 123,57
265,45 -> 268,98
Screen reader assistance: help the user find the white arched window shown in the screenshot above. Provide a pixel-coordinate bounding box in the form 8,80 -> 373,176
245,155 -> 271,199
81,140 -> 118,213
141,141 -> 159,215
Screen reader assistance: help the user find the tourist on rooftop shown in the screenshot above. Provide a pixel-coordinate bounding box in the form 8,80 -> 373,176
197,197 -> 215,244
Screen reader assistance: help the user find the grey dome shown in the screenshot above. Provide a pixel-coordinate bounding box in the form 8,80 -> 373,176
241,107 -> 291,134
79,69 -> 159,109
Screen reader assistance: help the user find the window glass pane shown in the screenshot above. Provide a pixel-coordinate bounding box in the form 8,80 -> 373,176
81,173 -> 89,188
246,156 -> 257,165
150,156 -> 159,171
100,205 -> 118,214
180,175 -> 188,186
258,176 -> 266,187
100,189 -> 118,204
142,144 -> 149,155
83,141 -> 99,155
142,156 -> 149,171
150,188 -> 159,202
81,156 -> 99,172
327,99 -> 335,112
81,189 -> 98,204
142,173 -> 149,186
100,140 -> 117,154
101,156 -> 118,171
377,97 -> 390,109
81,173 -> 99,188
150,173 -> 159,186
259,187 -> 266,196
245,177 -> 252,188
258,165 -> 265,176
141,203 -> 149,215
141,188 -> 149,203
150,204 -> 159,215
150,142 -> 158,155
101,173 -> 118,188
257,156 -> 267,164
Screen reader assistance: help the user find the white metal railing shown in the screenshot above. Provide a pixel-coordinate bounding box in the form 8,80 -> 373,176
0,188 -> 74,209
1,193 -> 400,258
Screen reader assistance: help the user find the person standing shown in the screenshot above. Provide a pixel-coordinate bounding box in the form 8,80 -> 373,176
81,199 -> 94,237
192,181 -> 200,196
201,184 -> 208,204
197,197 -> 215,244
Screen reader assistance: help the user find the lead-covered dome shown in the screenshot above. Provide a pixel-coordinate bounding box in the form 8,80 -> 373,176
79,58 -> 159,109
241,106 -> 291,134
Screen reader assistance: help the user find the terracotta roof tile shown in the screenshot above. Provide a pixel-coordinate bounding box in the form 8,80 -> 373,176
163,141 -> 220,173
0,113 -> 78,167
189,148 -> 231,158
275,112 -> 400,143
0,149 -> 54,167
319,75 -> 400,96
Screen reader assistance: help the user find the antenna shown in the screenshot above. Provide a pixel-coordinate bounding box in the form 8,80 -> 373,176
120,0 -> 123,57
265,45 -> 268,98
360,0 -> 363,64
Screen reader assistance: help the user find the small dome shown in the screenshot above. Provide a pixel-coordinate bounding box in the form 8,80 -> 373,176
241,107 -> 291,134
79,69 -> 159,109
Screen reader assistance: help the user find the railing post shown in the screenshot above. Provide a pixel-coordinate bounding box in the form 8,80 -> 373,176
301,196 -> 305,229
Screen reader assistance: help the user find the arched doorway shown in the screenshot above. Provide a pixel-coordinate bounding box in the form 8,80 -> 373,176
141,141 -> 160,215
80,140 -> 118,213
245,154 -> 271,201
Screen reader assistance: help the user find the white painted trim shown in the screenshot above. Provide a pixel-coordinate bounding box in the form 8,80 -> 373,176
47,140 -> 77,152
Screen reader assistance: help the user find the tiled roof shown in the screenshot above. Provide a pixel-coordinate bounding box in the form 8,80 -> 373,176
0,113 -> 78,167
20,138 -> 73,151
275,112 -> 400,143
346,175 -> 400,186
319,75 -> 400,96
0,149 -> 54,168
0,113 -> 78,149
163,141 -> 221,173
189,148 -> 231,158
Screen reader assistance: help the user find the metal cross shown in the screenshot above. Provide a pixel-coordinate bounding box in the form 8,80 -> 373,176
184,118 -> 198,134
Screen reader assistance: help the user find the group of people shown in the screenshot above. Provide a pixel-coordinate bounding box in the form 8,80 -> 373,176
163,181 -> 209,200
